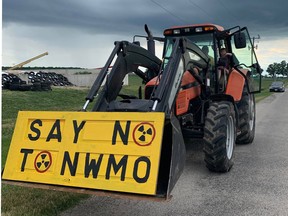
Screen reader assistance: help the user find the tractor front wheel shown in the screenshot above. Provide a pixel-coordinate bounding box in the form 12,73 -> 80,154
203,101 -> 236,172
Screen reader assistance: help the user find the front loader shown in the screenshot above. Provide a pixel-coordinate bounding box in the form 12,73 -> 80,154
2,23 -> 262,200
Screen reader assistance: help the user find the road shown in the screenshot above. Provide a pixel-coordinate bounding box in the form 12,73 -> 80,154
61,92 -> 288,216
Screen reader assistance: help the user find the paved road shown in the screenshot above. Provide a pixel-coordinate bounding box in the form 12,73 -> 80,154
62,92 -> 288,216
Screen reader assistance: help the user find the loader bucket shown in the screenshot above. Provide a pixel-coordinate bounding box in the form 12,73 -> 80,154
157,114 -> 186,198
2,111 -> 186,200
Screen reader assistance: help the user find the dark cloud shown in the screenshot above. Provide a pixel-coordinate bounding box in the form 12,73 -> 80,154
3,0 -> 161,36
4,0 -> 288,38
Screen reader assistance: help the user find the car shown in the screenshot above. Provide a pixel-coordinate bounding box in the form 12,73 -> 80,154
269,81 -> 285,92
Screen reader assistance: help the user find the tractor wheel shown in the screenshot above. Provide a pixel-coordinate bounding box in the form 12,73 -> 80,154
203,101 -> 236,172
236,85 -> 255,144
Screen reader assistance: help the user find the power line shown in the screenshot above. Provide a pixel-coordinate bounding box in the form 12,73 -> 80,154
187,0 -> 217,21
215,0 -> 239,23
150,0 -> 187,23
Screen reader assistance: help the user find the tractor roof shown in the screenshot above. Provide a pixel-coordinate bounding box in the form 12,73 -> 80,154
163,23 -> 224,36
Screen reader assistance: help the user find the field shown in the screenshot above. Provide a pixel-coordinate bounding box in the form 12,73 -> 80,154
1,76 -> 286,215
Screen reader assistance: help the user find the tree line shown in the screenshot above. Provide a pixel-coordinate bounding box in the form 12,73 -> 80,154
2,66 -> 84,70
266,60 -> 288,77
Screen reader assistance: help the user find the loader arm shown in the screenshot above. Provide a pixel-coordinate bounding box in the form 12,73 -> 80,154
91,41 -> 162,111
88,38 -> 209,115
152,37 -> 209,114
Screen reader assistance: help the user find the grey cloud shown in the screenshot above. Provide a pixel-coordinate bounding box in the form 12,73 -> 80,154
4,0 -> 288,38
3,0 -> 164,36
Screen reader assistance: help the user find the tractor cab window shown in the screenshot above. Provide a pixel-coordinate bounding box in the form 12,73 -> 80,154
230,30 -> 255,67
164,33 -> 216,69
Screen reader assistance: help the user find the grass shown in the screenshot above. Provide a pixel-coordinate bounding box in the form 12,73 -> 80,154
118,74 -> 145,98
1,75 -> 286,215
2,185 -> 88,216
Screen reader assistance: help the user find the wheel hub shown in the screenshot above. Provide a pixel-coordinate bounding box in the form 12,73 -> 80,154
249,96 -> 255,131
226,115 -> 235,160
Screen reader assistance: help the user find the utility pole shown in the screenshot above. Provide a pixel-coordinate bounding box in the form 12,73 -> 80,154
251,35 -> 260,64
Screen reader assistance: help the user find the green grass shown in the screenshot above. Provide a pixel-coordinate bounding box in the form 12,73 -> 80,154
2,185 -> 88,216
119,74 -> 145,98
1,75 -> 286,215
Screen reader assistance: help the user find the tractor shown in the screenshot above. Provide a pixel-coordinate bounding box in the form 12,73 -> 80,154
2,23 -> 261,200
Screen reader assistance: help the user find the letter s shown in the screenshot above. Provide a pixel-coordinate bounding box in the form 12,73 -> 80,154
28,119 -> 42,141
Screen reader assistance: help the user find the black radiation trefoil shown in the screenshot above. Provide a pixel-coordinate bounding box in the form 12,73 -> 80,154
138,125 -> 153,142
34,151 -> 52,173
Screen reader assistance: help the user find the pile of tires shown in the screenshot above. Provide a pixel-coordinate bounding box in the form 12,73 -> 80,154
2,71 -> 73,91
25,71 -> 73,86
2,73 -> 16,89
2,73 -> 31,91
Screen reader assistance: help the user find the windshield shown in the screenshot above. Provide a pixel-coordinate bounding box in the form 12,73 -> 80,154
271,82 -> 283,86
164,33 -> 215,67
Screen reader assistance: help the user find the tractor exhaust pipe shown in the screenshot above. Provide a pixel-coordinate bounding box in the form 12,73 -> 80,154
145,24 -> 155,55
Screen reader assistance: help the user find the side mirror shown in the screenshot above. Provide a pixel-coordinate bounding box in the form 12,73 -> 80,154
234,32 -> 246,49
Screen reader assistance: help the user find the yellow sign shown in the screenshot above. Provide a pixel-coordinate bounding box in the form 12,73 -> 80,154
2,111 -> 165,195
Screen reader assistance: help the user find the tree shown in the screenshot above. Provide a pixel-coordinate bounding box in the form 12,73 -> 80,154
267,63 -> 279,78
266,60 -> 288,77
279,60 -> 287,76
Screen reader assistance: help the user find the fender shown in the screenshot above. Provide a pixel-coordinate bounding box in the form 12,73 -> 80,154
145,71 -> 201,116
225,69 -> 248,102
175,71 -> 201,116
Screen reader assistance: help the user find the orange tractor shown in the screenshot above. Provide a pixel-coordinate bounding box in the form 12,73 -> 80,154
141,23 -> 262,172
3,23 -> 261,200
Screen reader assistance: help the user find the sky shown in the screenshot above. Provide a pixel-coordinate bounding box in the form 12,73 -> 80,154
2,0 -> 288,71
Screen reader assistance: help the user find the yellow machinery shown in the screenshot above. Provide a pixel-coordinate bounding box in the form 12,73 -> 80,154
9,52 -> 48,70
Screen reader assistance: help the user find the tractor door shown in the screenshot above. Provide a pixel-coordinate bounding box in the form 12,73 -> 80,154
229,27 -> 262,93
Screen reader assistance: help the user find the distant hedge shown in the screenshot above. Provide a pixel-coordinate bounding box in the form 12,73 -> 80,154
2,66 -> 84,70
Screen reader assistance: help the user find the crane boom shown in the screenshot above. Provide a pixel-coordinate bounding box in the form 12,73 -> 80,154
9,52 -> 48,70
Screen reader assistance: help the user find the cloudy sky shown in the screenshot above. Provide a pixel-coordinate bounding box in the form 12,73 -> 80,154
3,0 -> 288,70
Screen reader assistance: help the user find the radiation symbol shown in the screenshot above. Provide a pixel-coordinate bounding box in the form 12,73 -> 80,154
132,122 -> 156,146
34,151 -> 52,173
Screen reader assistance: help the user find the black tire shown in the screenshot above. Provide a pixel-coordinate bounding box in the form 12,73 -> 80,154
203,101 -> 236,172
41,82 -> 52,91
236,85 -> 255,144
31,82 -> 41,91
9,83 -> 20,91
18,84 -> 32,91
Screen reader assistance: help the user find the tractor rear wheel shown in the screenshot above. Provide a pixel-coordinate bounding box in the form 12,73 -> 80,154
203,101 -> 236,172
236,85 -> 255,144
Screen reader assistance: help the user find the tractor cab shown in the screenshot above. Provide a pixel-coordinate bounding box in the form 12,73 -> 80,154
162,24 -> 262,96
